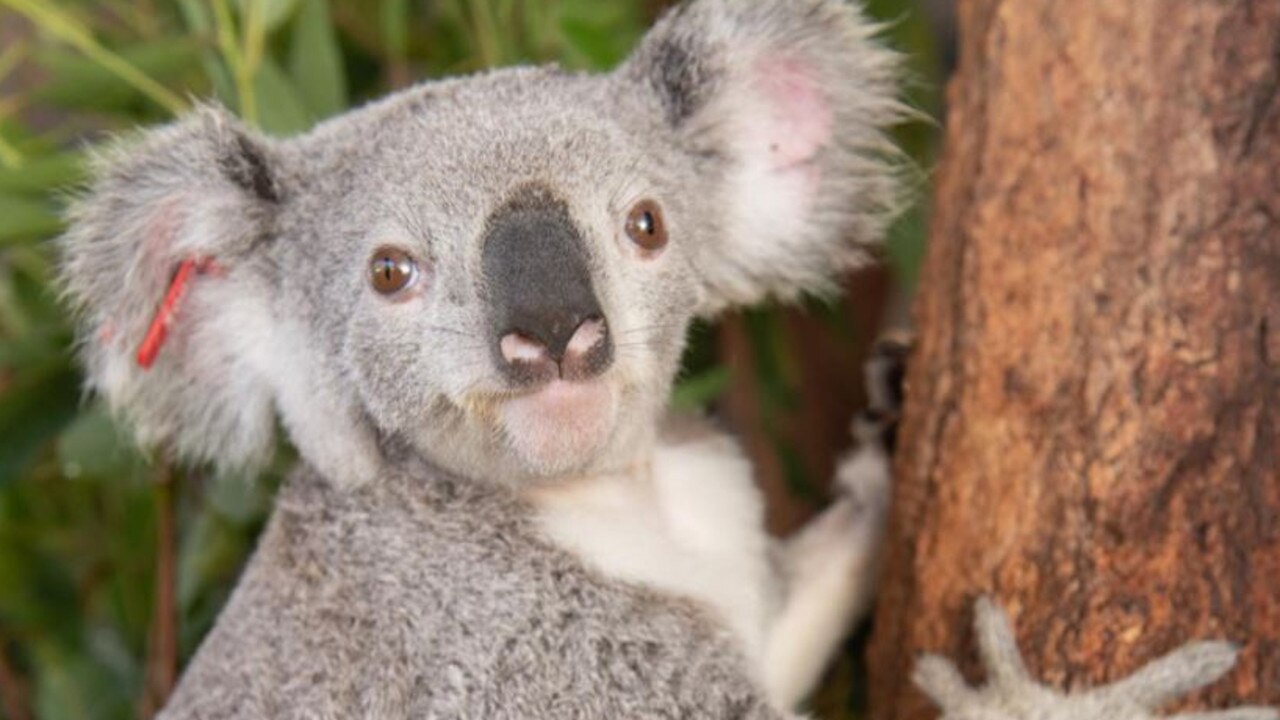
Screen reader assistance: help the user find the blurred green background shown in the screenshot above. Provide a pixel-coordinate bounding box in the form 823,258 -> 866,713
0,1 -> 945,718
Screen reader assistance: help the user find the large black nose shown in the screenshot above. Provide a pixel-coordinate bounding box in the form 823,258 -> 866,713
482,188 -> 613,384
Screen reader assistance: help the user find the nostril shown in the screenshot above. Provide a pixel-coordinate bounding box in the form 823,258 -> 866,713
500,332 -> 550,365
565,316 -> 607,358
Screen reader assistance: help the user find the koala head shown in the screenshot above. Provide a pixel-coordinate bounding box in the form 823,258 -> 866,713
60,0 -> 904,488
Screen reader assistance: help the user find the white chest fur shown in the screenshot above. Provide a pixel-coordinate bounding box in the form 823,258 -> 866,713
525,423 -> 780,667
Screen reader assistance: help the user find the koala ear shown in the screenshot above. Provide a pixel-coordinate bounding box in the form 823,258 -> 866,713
60,105 -> 288,476
618,0 -> 906,312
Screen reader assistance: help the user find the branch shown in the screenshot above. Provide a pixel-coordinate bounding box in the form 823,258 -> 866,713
0,629 -> 30,720
139,461 -> 178,719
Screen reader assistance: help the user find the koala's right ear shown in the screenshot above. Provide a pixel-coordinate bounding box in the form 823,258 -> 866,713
616,0 -> 906,314
60,105 -> 288,476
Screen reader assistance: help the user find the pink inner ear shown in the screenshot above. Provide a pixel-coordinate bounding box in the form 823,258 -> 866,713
754,56 -> 833,169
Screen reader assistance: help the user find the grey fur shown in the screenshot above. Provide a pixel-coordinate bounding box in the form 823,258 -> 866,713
162,449 -> 779,719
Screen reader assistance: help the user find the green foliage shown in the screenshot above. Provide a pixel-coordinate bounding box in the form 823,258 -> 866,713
0,1 -> 941,718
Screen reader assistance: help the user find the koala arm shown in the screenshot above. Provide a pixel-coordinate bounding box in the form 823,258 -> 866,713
763,339 -> 906,708
763,413 -> 892,709
916,598 -> 1278,720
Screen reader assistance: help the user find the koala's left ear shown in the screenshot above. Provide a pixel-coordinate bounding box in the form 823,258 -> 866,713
617,0 -> 906,313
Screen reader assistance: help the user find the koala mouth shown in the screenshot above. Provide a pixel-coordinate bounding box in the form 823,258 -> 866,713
498,377 -> 619,475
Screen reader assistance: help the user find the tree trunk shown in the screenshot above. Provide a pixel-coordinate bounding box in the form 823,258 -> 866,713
868,2 -> 1280,719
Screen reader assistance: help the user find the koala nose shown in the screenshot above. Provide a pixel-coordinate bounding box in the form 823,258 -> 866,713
499,315 -> 610,381
482,187 -> 614,385
500,315 -> 606,364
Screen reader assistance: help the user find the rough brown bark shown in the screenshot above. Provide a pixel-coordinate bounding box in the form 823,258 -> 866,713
869,2 -> 1280,719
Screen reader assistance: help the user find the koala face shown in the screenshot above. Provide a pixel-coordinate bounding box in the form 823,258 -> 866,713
61,0 -> 905,488
300,71 -> 704,479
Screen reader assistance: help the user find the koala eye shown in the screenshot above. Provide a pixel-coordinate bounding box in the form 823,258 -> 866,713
624,199 -> 668,254
369,246 -> 419,296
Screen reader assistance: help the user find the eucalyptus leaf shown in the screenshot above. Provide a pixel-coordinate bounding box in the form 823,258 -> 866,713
57,404 -> 142,481
0,542 -> 81,643
289,0 -> 348,118
250,0 -> 304,32
84,624 -> 144,694
33,37 -> 203,113
252,57 -> 315,135
559,17 -> 616,70
176,0 -> 240,105
0,354 -> 81,489
177,509 -> 252,612
671,367 -> 730,411
0,151 -> 84,195
0,192 -> 62,244
884,200 -> 926,293
380,0 -> 410,61
1,246 -> 68,331
558,0 -> 641,69
0,329 -> 69,371
32,646 -> 132,720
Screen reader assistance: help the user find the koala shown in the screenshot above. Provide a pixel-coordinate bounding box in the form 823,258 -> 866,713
58,0 -> 1276,717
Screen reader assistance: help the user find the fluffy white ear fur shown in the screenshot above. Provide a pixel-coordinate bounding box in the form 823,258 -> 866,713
622,0 -> 907,313
718,53 -> 836,302
61,106 -> 381,487
61,107 -> 279,476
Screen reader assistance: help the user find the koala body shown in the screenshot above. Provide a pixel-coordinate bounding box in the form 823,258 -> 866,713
161,443 -> 773,718
151,411 -> 894,718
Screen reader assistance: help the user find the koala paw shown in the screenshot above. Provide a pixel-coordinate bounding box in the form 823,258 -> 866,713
914,597 -> 1278,720
862,331 -> 912,420
834,433 -> 891,518
835,333 -> 911,513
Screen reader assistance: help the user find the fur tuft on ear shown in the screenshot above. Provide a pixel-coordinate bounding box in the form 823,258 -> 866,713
60,105 -> 286,475
619,0 -> 909,313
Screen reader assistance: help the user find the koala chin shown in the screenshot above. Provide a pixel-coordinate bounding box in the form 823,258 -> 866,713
499,378 -> 619,474
58,0 -> 1273,718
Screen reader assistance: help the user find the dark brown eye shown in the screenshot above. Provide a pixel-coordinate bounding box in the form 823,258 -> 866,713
369,246 -> 418,295
625,199 -> 668,254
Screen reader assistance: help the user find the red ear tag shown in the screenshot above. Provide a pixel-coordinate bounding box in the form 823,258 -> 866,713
136,259 -> 204,370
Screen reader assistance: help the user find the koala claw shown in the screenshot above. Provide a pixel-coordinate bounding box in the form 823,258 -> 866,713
914,597 -> 1278,720
834,333 -> 910,511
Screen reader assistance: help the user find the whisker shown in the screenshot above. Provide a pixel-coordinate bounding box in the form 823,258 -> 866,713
423,324 -> 483,339
435,356 -> 493,379
427,340 -> 491,353
426,343 -> 489,356
612,339 -> 658,350
615,322 -> 685,338
455,374 -> 495,398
